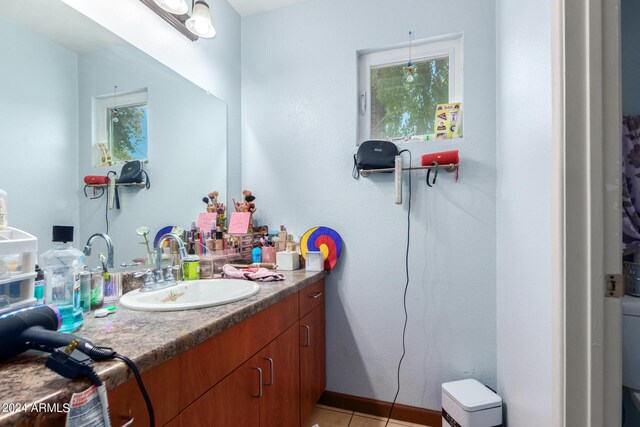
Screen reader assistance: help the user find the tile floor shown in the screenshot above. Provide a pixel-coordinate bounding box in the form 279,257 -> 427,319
303,404 -> 431,427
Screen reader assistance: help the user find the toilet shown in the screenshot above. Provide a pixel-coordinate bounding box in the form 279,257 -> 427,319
623,295 -> 640,410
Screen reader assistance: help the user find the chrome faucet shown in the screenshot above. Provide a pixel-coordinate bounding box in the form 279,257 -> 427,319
155,233 -> 188,270
155,233 -> 187,287
132,234 -> 187,293
83,233 -> 114,269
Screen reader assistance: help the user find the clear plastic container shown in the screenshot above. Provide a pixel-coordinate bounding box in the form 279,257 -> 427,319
0,226 -> 37,314
40,226 -> 85,333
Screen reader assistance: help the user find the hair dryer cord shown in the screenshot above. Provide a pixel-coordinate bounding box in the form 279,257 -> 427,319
113,353 -> 155,427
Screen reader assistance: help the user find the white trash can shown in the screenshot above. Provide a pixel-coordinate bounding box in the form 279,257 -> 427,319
442,379 -> 502,427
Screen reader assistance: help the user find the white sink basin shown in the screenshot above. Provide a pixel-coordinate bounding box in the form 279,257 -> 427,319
119,279 -> 260,312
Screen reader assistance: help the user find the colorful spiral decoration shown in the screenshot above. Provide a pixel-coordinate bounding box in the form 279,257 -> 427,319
300,227 -> 343,270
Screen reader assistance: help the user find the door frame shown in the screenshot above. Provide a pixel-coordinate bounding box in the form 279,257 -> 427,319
553,0 -> 622,426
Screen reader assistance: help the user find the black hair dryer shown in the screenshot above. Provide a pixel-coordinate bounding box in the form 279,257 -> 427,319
0,305 -> 113,361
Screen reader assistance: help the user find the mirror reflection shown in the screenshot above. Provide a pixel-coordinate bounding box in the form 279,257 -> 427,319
0,0 -> 228,268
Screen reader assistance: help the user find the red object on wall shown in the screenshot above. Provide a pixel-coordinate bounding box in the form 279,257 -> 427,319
421,150 -> 459,167
84,176 -> 111,185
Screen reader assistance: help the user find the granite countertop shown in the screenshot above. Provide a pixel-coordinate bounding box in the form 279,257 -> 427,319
0,269 -> 326,426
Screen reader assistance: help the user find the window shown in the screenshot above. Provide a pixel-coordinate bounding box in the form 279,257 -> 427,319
93,89 -> 148,167
357,35 -> 463,144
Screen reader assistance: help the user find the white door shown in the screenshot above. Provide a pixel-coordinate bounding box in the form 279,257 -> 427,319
602,1 -> 623,424
558,0 -> 622,426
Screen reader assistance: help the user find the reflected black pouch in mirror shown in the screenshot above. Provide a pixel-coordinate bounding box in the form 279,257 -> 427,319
118,161 -> 150,189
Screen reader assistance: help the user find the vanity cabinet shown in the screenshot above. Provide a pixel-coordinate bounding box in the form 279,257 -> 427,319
108,357 -> 180,426
108,279 -> 326,427
298,279 -> 326,424
299,304 -> 326,424
182,323 -> 301,427
258,324 -> 301,427
180,354 -> 260,426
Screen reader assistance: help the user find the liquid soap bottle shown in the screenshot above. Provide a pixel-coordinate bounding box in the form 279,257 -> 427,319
40,226 -> 85,332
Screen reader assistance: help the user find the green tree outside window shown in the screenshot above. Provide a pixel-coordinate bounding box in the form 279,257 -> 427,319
108,104 -> 148,162
370,57 -> 449,139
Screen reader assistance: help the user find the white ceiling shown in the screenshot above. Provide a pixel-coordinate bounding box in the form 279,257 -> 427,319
0,0 -> 123,54
227,0 -> 305,16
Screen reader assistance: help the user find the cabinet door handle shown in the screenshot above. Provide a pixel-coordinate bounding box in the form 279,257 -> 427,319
302,324 -> 311,347
263,357 -> 274,386
252,367 -> 263,398
309,291 -> 323,299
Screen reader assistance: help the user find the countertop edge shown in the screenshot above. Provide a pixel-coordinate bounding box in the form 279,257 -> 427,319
0,270 -> 326,426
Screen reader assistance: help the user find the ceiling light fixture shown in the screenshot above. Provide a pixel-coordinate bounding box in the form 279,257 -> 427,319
186,1 -> 216,39
154,0 -> 188,15
140,0 -> 216,41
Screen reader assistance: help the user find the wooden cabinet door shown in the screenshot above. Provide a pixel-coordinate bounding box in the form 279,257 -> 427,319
259,323 -> 300,427
108,357 -> 180,427
299,303 -> 326,424
180,355 -> 261,427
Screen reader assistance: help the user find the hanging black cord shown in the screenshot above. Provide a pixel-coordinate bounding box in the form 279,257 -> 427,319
352,154 -> 360,180
142,170 -> 151,189
114,353 -> 155,427
385,149 -> 412,427
83,185 -> 105,200
426,162 -> 439,187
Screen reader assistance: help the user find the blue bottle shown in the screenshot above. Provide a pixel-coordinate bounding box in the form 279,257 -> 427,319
252,247 -> 262,263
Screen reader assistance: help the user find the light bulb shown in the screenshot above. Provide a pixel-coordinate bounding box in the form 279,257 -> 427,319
195,20 -> 210,34
186,1 -> 217,38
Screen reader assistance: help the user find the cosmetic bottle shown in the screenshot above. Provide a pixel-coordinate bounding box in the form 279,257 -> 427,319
34,264 -> 45,305
206,237 -> 216,252
215,232 -> 224,251
252,247 -> 262,263
278,228 -> 287,252
183,255 -> 200,280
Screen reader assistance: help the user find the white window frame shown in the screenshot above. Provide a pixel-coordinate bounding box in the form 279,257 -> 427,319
92,88 -> 149,166
357,34 -> 463,145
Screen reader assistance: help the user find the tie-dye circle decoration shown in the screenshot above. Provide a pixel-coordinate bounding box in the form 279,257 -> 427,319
300,227 -> 343,270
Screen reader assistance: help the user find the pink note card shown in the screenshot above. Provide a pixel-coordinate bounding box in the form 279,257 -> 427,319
198,213 -> 218,232
228,212 -> 251,234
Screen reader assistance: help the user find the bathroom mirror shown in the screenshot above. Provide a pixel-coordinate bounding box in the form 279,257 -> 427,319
0,0 -> 228,267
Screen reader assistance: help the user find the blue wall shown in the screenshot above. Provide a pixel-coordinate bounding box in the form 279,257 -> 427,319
242,0 -> 497,411
0,17 -> 79,253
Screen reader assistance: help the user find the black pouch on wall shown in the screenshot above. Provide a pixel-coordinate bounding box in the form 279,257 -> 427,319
118,161 -> 150,189
352,140 -> 399,179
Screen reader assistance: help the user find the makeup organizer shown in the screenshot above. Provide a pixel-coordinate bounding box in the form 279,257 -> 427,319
0,227 -> 38,314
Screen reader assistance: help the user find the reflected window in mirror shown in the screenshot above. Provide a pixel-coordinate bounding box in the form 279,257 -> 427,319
93,89 -> 148,167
